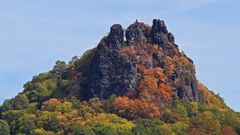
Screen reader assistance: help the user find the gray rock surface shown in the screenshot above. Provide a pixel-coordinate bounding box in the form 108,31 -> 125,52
87,19 -> 205,104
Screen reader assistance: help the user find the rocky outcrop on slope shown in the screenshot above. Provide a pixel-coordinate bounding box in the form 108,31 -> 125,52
88,19 -> 205,104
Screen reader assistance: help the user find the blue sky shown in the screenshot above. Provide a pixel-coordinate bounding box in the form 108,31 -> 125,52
0,0 -> 239,111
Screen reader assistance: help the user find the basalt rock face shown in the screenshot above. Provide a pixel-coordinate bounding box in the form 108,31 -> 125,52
125,21 -> 150,46
88,19 -> 205,104
88,24 -> 140,99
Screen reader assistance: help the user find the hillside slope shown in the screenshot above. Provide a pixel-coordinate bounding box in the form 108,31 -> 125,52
0,19 -> 239,135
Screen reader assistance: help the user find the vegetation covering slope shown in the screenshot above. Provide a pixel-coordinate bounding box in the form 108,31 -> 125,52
0,19 -> 240,135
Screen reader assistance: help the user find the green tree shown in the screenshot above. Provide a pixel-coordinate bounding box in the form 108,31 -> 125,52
44,115 -> 64,133
17,113 -> 36,134
185,101 -> 199,117
26,79 -> 57,102
223,110 -> 240,131
73,126 -> 95,135
19,119 -> 36,134
69,56 -> 79,65
52,61 -> 69,77
88,98 -> 104,113
103,94 -> 116,113
190,111 -> 221,135
133,119 -> 165,135
32,128 -> 55,135
13,94 -> 29,109
1,99 -> 14,112
165,121 -> 189,135
162,104 -> 188,123
0,120 -> 10,135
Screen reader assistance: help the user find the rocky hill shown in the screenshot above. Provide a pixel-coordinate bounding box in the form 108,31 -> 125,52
89,19 -> 204,102
0,19 -> 239,135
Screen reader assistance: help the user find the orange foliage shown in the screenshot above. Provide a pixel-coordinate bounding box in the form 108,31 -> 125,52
138,44 -> 148,51
198,83 -> 210,95
139,76 -> 158,92
138,66 -> 167,83
56,114 -> 68,124
119,46 -> 136,60
138,65 -> 173,100
154,67 -> 167,83
137,65 -> 174,102
158,83 -> 173,100
222,125 -> 237,135
113,96 -> 160,120
164,56 -> 175,75
189,128 -> 207,135
42,98 -> 61,111
173,55 -> 195,74
174,55 -> 189,66
149,44 -> 159,53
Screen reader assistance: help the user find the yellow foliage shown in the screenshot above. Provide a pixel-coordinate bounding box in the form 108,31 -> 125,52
198,83 -> 227,110
32,128 -> 55,135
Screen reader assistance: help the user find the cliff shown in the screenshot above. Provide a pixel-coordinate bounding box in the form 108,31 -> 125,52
88,19 -> 205,105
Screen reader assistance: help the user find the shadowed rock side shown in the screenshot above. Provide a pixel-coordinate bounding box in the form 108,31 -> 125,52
88,19 -> 205,104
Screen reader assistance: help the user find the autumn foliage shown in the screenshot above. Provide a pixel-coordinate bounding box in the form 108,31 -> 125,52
113,96 -> 160,120
138,65 -> 173,101
1,20 -> 240,134
222,125 -> 237,135
113,64 -> 174,119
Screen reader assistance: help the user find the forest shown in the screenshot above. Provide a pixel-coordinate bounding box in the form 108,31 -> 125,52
0,49 -> 239,135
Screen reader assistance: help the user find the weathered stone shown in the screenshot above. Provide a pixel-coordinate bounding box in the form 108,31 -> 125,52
176,79 -> 205,104
126,21 -> 150,46
88,24 -> 140,98
107,24 -> 124,49
87,19 -> 205,104
168,32 -> 175,43
152,19 -> 168,34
